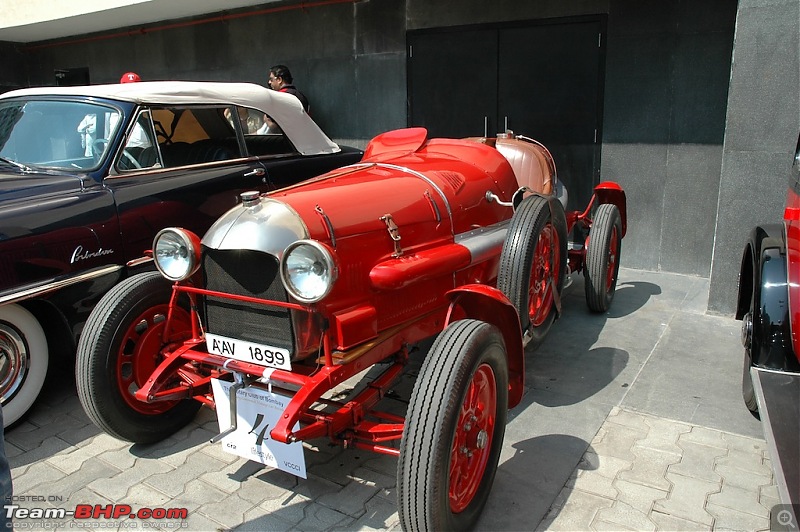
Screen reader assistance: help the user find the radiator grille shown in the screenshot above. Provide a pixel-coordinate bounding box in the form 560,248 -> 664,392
203,248 -> 294,352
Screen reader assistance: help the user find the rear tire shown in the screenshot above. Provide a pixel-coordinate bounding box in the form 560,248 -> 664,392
76,272 -> 200,443
398,320 -> 508,531
584,203 -> 623,312
498,195 -> 567,349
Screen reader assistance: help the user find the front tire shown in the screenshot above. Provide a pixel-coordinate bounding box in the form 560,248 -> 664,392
398,320 -> 508,531
584,203 -> 623,312
0,304 -> 49,427
498,195 -> 567,349
76,272 -> 200,443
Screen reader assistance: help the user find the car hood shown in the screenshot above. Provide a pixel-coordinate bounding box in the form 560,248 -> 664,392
0,170 -> 84,202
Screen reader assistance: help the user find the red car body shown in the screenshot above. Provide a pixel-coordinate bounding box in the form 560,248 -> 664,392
77,127 -> 627,530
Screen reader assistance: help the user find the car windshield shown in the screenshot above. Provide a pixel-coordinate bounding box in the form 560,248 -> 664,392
0,99 -> 122,171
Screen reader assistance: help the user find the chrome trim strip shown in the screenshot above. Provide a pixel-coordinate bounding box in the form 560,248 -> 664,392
372,163 -> 453,228
0,265 -> 124,306
454,220 -> 510,265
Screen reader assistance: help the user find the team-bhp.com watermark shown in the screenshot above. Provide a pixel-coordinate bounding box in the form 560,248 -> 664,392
3,496 -> 189,529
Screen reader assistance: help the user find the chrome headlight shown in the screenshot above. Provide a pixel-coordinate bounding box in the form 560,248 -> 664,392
280,240 -> 337,303
153,228 -> 201,281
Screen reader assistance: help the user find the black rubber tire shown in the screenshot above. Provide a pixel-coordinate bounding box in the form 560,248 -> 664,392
584,203 -> 623,313
76,272 -> 200,443
398,319 -> 508,532
497,195 -> 567,349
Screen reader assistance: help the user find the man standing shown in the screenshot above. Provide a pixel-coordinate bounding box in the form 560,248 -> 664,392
267,65 -> 310,113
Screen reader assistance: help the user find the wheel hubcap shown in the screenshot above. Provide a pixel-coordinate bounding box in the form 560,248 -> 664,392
528,223 -> 559,327
0,324 -> 27,404
606,227 -> 619,291
449,363 -> 496,513
116,304 -> 191,414
741,312 -> 753,348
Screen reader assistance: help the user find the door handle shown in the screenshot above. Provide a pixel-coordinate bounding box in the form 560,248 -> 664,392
244,168 -> 265,177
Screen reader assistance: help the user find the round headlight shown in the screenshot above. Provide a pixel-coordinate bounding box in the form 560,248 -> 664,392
153,228 -> 201,281
280,240 -> 337,303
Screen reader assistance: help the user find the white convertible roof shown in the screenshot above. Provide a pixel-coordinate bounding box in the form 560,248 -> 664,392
0,81 -> 339,156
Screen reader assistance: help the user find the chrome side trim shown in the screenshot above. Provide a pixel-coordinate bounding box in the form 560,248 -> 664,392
454,220 -> 510,265
0,265 -> 124,306
372,163 -> 453,228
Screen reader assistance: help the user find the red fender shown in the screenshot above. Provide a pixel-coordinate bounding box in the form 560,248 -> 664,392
594,181 -> 627,237
445,284 -> 525,408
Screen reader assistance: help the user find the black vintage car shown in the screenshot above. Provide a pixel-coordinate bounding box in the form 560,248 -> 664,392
0,81 -> 362,426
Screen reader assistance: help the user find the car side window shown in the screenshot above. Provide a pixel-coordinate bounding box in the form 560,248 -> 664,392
147,106 -> 243,169
117,110 -> 159,171
236,106 -> 297,158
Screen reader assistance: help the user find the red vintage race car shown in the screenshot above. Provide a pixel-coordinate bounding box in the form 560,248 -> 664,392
76,127 -> 626,530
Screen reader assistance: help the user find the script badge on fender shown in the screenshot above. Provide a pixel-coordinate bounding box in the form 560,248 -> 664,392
210,378 -> 307,478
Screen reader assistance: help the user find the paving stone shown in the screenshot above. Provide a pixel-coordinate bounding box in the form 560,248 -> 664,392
46,433 -> 130,474
87,458 -> 174,501
235,467 -> 298,506
678,426 -> 729,450
605,407 -> 650,433
198,458 -> 266,495
197,493 -> 257,529
293,501 -> 355,531
567,451 -> 631,499
654,472 -> 719,526
12,461 -> 67,494
708,483 -> 772,518
618,444 -> 680,491
721,431 -> 770,454
716,448 -> 773,476
592,518 -> 641,531
168,479 -> 230,514
537,489 -> 614,531
706,501 -> 771,531
613,477 -> 668,512
199,440 -> 245,465
40,458 -> 120,502
255,491 -> 311,523
649,509 -> 711,531
9,436 -> 76,472
590,423 -> 646,463
182,510 -> 229,532
142,426 -> 218,467
236,505 -> 295,531
308,450 -> 368,486
714,461 -> 772,491
593,500 -> 656,531
97,446 -> 138,471
145,452 -> 229,498
637,415 -> 691,455
670,439 -> 726,483
329,495 -> 400,531
292,473 -> 343,502
316,477 -> 380,518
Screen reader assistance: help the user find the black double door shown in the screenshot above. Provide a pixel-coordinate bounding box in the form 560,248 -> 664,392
408,17 -> 606,211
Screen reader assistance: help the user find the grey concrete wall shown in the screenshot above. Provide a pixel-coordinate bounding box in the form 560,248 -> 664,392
708,0 -> 800,314
601,1 -> 735,279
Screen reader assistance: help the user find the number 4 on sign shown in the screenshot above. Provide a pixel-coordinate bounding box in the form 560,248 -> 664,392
248,413 -> 269,445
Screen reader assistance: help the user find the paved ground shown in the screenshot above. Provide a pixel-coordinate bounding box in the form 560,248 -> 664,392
4,268 -> 777,531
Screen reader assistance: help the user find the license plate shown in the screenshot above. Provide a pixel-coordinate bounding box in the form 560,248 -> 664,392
211,378 -> 306,478
206,332 -> 291,371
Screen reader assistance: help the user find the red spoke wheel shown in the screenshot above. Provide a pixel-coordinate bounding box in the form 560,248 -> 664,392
398,320 -> 508,531
584,203 -> 623,313
498,195 -> 567,349
76,272 -> 200,443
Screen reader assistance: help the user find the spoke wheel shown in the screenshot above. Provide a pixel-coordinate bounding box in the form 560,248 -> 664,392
398,319 -> 508,531
498,195 -> 567,349
584,203 -> 623,313
76,272 -> 200,443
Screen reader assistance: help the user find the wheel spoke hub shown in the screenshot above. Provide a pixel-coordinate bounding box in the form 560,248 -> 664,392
449,363 -> 497,513
0,324 -> 27,403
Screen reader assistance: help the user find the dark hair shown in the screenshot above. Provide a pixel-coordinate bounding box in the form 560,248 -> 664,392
269,65 -> 293,84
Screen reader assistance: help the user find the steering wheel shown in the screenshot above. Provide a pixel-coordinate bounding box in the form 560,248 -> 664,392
121,149 -> 142,169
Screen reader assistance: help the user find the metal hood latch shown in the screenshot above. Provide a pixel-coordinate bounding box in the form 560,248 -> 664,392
380,214 -> 403,257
